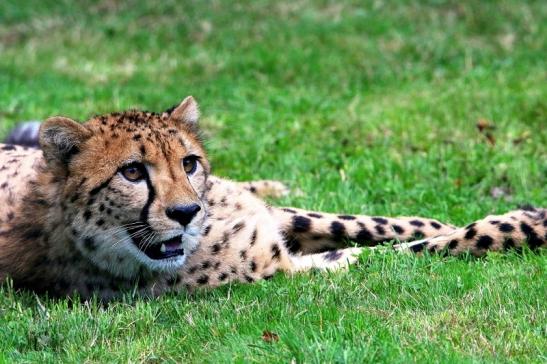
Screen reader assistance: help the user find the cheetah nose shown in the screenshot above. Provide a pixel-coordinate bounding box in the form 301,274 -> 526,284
166,204 -> 201,227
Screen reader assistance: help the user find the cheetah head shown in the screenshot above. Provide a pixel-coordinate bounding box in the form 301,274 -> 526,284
39,96 -> 210,278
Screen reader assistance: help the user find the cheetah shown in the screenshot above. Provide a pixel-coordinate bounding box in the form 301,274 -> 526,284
0,96 -> 545,301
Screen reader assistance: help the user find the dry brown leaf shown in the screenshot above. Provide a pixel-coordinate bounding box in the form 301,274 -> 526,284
476,118 -> 495,132
476,118 -> 496,145
262,330 -> 280,343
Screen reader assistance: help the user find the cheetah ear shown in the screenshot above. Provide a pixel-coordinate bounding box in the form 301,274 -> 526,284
40,116 -> 92,166
168,96 -> 199,125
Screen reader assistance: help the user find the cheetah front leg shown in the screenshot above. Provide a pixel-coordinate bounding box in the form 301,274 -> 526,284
271,207 -> 456,254
394,207 -> 546,256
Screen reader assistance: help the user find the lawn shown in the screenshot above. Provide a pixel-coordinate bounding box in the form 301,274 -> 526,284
0,0 -> 546,362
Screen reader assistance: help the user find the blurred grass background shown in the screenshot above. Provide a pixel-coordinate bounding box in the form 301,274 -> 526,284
0,1 -> 546,362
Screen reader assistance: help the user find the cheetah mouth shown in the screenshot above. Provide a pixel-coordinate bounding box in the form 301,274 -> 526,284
133,235 -> 185,260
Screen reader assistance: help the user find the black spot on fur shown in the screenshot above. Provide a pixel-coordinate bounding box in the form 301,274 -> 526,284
284,237 -> 301,253
489,220 -> 500,225
520,222 -> 542,249
464,228 -> 477,240
201,261 -> 211,269
338,215 -> 356,220
372,217 -> 388,225
430,221 -> 442,229
271,244 -> 281,260
196,275 -> 209,285
211,243 -> 221,254
330,221 -> 346,240
244,275 -> 254,283
232,222 -> 245,233
355,228 -> 373,245
240,250 -> 247,260
2,145 -> 16,151
292,215 -> 312,233
448,240 -> 459,249
250,261 -> 257,272
250,229 -> 257,246
308,213 -> 323,218
476,235 -> 494,249
96,219 -> 105,227
221,232 -> 230,245
374,225 -> 385,235
203,225 -> 212,236
499,223 -> 514,233
218,272 -> 228,281
413,230 -> 425,240
391,224 -> 404,234
83,210 -> 92,221
409,220 -> 425,227
283,208 -> 297,214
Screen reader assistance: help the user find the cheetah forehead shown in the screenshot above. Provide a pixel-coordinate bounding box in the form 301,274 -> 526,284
88,110 -> 203,147
78,110 -> 206,161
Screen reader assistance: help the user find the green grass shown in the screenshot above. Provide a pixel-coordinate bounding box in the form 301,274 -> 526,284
0,0 -> 546,362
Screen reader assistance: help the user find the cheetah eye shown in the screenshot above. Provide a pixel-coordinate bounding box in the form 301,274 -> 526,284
120,163 -> 146,182
182,155 -> 199,175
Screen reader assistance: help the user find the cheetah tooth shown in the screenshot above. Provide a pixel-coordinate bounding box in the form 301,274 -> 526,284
160,244 -> 166,253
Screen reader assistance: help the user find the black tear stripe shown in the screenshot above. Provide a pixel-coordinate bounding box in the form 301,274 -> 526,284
140,173 -> 156,223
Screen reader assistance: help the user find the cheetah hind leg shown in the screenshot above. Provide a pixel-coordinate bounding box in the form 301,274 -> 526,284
289,247 -> 364,272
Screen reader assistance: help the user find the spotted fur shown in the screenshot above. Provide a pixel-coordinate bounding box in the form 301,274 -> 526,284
1,98 -> 545,300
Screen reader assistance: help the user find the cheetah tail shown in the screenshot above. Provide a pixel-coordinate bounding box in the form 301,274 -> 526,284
3,121 -> 42,148
394,207 -> 546,256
